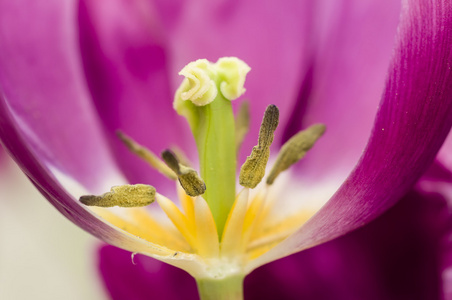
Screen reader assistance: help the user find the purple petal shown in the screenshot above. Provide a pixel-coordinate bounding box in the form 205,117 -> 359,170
74,0 -> 401,189
435,133 -> 452,179
0,145 -> 6,166
251,0 -> 452,269
98,245 -> 199,300
78,0 -> 193,190
156,0 -> 400,183
0,0 -> 122,192
421,160 -> 452,183
282,0 -> 402,183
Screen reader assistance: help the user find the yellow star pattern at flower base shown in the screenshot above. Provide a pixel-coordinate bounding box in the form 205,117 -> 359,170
91,183 -> 314,266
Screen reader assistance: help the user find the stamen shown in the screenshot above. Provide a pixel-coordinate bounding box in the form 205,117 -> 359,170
235,101 -> 250,154
239,105 -> 279,188
161,150 -> 206,197
266,124 -> 326,185
80,184 -> 156,207
116,131 -> 177,180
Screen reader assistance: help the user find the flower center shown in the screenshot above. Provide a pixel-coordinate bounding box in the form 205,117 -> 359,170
79,57 -> 325,263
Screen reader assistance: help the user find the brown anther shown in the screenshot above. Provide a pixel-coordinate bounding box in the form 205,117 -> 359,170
239,105 -> 279,188
80,184 -> 156,208
161,150 -> 206,197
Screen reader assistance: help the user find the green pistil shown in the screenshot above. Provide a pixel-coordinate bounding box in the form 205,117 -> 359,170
196,94 -> 236,235
174,58 -> 250,236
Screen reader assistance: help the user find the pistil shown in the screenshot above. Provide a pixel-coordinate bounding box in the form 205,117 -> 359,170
174,58 -> 250,235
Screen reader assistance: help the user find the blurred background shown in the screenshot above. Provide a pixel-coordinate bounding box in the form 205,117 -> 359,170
0,151 -> 107,300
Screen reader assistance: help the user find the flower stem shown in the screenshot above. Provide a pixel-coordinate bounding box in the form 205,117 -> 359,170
196,275 -> 244,300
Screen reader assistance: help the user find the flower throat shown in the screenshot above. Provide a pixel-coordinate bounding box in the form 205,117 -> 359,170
80,57 -> 325,238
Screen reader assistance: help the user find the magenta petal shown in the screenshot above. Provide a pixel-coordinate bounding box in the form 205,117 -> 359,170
78,0 -> 194,189
252,0 -> 452,268
283,0 -> 402,182
421,160 -> 452,183
98,245 -> 199,300
0,0 -> 121,191
435,132 -> 452,178
0,145 -> 6,166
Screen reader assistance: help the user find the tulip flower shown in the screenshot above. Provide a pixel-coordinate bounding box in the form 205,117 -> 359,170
0,0 -> 451,299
